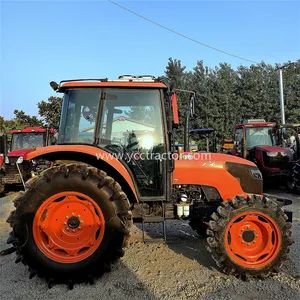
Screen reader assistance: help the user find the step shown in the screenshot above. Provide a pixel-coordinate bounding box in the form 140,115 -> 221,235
143,216 -> 165,223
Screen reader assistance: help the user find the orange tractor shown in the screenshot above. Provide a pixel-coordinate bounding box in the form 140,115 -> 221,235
4,76 -> 293,288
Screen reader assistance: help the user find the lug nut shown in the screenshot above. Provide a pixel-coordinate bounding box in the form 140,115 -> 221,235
66,228 -> 69,231
247,243 -> 250,246
66,216 -> 69,219
63,222 -> 67,225
72,229 -> 76,233
81,220 -> 83,223
253,241 -> 256,244
238,235 -> 242,238
78,215 -> 80,218
72,213 -> 75,216
78,227 -> 81,230
255,235 -> 259,238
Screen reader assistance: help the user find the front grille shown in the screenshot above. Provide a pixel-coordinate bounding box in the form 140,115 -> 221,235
5,164 -> 21,175
4,164 -> 24,184
262,152 -> 289,169
225,162 -> 263,194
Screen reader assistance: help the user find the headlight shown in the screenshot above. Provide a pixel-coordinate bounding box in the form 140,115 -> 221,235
249,168 -> 263,180
266,152 -> 278,157
280,152 -> 288,156
5,156 -> 9,164
16,156 -> 23,164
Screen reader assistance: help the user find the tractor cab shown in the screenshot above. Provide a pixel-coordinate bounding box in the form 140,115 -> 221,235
10,127 -> 56,151
278,123 -> 300,161
232,119 -> 293,181
57,76 -> 168,197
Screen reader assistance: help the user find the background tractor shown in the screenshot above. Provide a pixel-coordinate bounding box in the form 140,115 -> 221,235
228,119 -> 294,186
189,128 -> 217,152
5,76 -> 293,288
277,123 -> 300,193
2,127 -> 56,191
0,133 -> 8,194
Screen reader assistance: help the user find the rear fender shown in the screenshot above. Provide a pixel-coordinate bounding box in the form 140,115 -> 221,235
24,145 -> 139,203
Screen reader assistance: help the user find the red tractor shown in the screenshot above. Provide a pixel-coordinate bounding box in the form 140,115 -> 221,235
228,119 -> 294,185
4,77 -> 293,288
1,127 -> 56,192
0,133 -> 8,194
277,123 -> 300,193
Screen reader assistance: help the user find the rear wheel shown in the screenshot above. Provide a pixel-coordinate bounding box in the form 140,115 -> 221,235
293,160 -> 300,194
6,164 -> 132,287
207,195 -> 293,278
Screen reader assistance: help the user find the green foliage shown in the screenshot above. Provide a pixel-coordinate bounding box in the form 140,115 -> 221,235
164,58 -> 300,141
38,96 -> 63,130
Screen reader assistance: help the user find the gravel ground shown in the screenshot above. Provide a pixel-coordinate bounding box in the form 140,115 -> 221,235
0,192 -> 300,300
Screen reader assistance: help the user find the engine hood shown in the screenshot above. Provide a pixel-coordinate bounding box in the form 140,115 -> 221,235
7,148 -> 36,158
255,145 -> 288,153
180,152 -> 256,167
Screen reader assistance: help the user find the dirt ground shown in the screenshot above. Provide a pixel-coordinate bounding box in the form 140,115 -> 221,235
0,192 -> 300,300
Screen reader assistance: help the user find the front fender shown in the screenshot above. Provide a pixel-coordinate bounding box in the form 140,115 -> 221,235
24,145 -> 138,202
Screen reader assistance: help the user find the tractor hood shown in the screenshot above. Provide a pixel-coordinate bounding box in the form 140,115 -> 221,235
174,152 -> 262,200
7,148 -> 36,158
180,152 -> 256,167
255,145 -> 288,153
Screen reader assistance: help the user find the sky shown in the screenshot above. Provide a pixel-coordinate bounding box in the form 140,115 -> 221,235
1,0 -> 299,119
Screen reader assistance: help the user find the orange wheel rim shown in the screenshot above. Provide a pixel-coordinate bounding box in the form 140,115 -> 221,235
224,211 -> 281,268
33,192 -> 105,263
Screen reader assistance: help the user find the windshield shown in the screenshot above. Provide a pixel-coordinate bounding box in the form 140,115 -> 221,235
245,127 -> 275,149
58,88 -> 166,198
11,133 -> 45,150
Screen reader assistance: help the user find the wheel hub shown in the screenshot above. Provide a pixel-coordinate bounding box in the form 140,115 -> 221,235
67,216 -> 80,229
242,230 -> 255,242
225,212 -> 281,268
33,192 -> 105,263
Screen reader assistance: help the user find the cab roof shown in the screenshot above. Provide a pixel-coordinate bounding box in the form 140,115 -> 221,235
58,75 -> 169,91
11,127 -> 56,134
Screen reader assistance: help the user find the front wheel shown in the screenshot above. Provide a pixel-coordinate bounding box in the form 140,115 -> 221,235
207,195 -> 293,278
7,164 -> 132,287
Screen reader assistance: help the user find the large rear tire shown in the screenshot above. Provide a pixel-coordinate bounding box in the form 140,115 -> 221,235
6,164 -> 132,287
207,195 -> 293,278
293,160 -> 300,194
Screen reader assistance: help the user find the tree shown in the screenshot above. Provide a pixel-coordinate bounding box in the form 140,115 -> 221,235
38,96 -> 63,130
13,110 -> 44,128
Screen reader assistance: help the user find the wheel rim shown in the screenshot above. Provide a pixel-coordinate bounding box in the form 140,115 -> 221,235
33,192 -> 105,263
224,211 -> 281,268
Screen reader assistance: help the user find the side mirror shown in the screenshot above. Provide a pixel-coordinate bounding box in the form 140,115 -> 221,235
171,91 -> 179,126
50,81 -> 59,91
